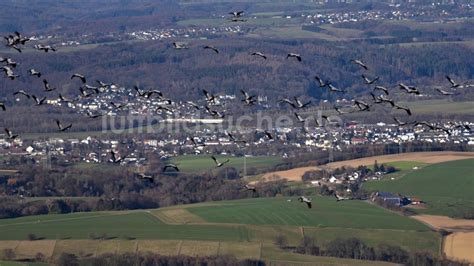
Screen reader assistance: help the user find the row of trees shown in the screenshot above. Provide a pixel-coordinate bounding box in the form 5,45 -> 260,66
275,235 -> 468,266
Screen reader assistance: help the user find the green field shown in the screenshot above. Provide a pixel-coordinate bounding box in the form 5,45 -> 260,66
169,155 -> 282,173
186,197 -> 428,230
0,197 -> 441,264
364,159 -> 474,217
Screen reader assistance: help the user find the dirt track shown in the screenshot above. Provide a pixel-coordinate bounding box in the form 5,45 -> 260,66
260,151 -> 474,182
413,215 -> 474,231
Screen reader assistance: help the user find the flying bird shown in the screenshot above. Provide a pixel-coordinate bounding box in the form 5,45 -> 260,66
71,73 -> 87,84
287,53 -> 302,62
350,59 -> 368,70
163,164 -> 180,172
29,69 -> 41,78
56,120 -> 72,132
204,45 -> 219,54
34,44 -> 56,52
43,79 -> 56,92
32,95 -> 47,105
243,184 -> 256,193
328,84 -> 345,93
229,11 -> 244,17
4,128 -> 18,139
212,155 -> 230,168
436,88 -> 457,96
0,102 -> 5,111
136,173 -> 154,182
361,74 -> 379,85
173,42 -> 189,49
314,76 -> 329,87
392,103 -> 412,116
294,112 -> 306,123
251,52 -> 267,60
445,75 -> 460,88
13,90 -> 30,99
298,196 -> 312,209
109,151 -> 124,163
1,66 -> 18,80
399,83 -> 421,95
373,86 -> 389,95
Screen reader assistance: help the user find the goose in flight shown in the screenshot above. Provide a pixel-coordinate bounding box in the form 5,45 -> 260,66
32,95 -> 47,105
0,102 -> 5,111
137,173 -> 154,182
446,75 -> 460,88
85,110 -> 102,119
314,76 -> 329,87
350,59 -> 368,70
205,106 -> 225,118
212,155 -> 230,168
226,131 -> 247,144
334,106 -> 352,115
294,112 -> 306,123
436,88 -> 457,96
110,102 -> 126,109
204,45 -> 219,54
1,66 -> 18,80
280,98 -> 297,109
71,73 -> 86,84
229,11 -> 244,17
58,94 -> 73,103
392,103 -> 412,116
298,196 -> 312,208
328,84 -> 345,93
256,129 -> 274,140
202,89 -> 217,104
43,79 -> 56,92
243,184 -> 256,193
373,86 -> 389,95
109,151 -> 124,163
399,83 -> 420,95
251,52 -> 267,60
186,101 -> 200,110
241,90 -> 257,106
56,120 -> 72,132
4,128 -> 18,139
334,194 -> 351,202
287,53 -> 302,62
79,87 -> 93,98
188,137 -> 206,147
353,100 -> 370,111
361,74 -> 379,85
393,117 -> 412,127
415,121 -> 436,130
163,164 -> 180,172
173,42 -> 189,49
29,69 -> 41,78
34,44 -> 56,52
294,97 -> 311,109
13,90 -> 30,99
0,57 -> 18,68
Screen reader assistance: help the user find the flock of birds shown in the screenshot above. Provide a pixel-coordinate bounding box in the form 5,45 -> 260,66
1,11 -> 473,207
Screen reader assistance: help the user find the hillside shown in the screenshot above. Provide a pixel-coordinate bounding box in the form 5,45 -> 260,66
364,158 -> 474,218
0,197 -> 440,265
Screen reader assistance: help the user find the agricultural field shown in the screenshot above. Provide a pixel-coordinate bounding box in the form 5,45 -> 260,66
169,155 -> 282,173
364,159 -> 474,218
0,197 -> 440,264
185,197 -> 428,230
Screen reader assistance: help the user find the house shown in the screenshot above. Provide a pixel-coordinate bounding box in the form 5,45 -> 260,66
409,197 -> 424,205
374,192 -> 401,206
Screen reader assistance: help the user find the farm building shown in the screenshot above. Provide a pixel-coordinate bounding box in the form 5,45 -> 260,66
374,192 -> 401,206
